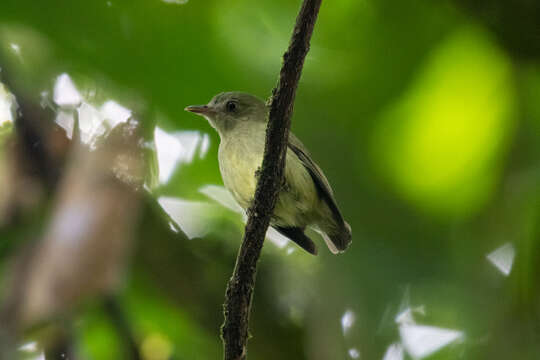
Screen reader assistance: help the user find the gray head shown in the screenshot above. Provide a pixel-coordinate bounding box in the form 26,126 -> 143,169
185,92 -> 267,135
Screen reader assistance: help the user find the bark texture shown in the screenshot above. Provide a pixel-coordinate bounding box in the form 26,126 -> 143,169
221,1 -> 322,359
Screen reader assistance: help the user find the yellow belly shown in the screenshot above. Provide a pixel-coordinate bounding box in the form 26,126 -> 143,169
218,139 -> 318,228
219,148 -> 260,210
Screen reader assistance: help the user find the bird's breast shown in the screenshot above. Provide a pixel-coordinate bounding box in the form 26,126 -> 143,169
218,132 -> 265,210
217,125 -> 319,229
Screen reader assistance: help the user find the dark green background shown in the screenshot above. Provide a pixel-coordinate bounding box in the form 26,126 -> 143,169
1,0 -> 539,359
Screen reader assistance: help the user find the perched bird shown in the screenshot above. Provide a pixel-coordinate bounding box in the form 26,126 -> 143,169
185,92 -> 351,255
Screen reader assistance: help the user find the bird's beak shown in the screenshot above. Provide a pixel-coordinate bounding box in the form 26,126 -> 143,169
184,105 -> 213,115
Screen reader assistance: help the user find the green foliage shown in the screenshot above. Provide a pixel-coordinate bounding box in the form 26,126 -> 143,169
372,26 -> 516,217
1,0 -> 539,359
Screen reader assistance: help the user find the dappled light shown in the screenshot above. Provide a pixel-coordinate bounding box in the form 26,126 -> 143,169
158,196 -> 220,239
199,184 -> 244,213
154,127 -> 209,185
399,324 -> 463,359
53,73 -> 82,107
49,73 -> 135,151
340,309 -> 355,335
347,347 -> 359,359
382,343 -> 404,360
18,342 -> 45,360
200,184 -> 307,249
376,292 -> 468,359
486,242 -> 515,276
392,304 -> 464,359
0,0 -> 539,359
0,83 -> 16,125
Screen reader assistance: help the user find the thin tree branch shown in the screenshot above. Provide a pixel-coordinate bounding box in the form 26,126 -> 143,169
103,296 -> 142,360
221,1 -> 322,359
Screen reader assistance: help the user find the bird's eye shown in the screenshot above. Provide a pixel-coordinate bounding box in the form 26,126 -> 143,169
225,101 -> 237,112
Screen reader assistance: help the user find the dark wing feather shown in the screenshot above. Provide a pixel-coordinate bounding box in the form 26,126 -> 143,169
288,133 -> 345,225
273,226 -> 317,255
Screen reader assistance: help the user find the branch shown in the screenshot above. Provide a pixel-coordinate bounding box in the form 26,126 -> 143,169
103,296 -> 142,360
221,1 -> 322,359
0,78 -> 144,356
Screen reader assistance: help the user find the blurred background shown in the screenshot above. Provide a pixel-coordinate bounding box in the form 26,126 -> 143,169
0,0 -> 539,359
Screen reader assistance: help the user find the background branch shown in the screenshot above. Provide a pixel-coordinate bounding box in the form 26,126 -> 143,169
0,72 -> 145,357
221,0 -> 322,359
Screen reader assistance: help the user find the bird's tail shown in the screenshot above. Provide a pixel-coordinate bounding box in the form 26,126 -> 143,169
319,221 -> 352,254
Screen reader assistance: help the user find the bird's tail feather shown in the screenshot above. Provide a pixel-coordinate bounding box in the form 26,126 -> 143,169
319,221 -> 352,254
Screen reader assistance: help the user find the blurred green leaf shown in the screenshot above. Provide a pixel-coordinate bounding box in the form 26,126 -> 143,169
371,26 -> 516,218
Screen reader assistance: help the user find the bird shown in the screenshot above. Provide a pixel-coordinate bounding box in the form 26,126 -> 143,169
185,92 -> 351,255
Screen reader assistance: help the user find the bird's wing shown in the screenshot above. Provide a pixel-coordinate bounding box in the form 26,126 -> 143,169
287,133 -> 344,225
273,226 -> 317,255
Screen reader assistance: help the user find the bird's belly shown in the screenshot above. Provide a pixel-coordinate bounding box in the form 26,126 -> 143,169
219,141 -> 318,229
273,151 -> 318,227
219,147 -> 262,210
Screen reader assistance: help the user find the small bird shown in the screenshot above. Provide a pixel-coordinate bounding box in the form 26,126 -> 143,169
185,92 -> 351,255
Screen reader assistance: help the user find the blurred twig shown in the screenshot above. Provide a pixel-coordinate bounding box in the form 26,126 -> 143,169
0,69 -> 145,357
0,74 -> 70,227
43,324 -> 75,360
9,119 -> 144,329
103,296 -> 142,360
220,0 -> 322,359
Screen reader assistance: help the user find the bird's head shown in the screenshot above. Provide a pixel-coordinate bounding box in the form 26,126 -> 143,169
185,92 -> 267,135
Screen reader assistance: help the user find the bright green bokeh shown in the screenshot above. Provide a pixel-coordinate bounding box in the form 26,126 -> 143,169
371,26 -> 516,218
1,0 -> 539,359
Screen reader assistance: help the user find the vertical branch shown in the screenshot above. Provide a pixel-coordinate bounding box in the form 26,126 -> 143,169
103,296 -> 142,360
221,1 -> 322,359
